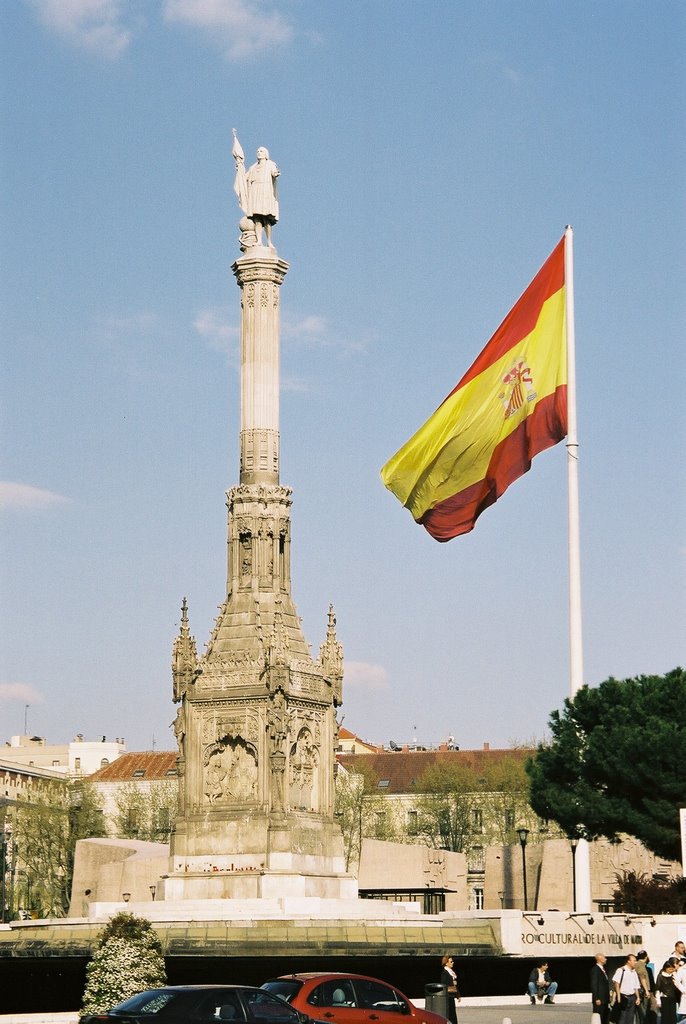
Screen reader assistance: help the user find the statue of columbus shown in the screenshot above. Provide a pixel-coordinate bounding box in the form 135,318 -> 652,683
232,129 -> 280,249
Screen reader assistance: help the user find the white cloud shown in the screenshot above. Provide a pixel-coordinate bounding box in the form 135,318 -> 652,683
163,0 -> 294,61
282,313 -> 371,357
97,312 -> 161,333
345,662 -> 390,691
502,64 -> 523,85
0,482 -> 72,511
193,306 -> 368,385
282,314 -> 329,343
26,0 -> 135,59
281,375 -> 311,393
0,683 -> 45,705
193,307 -> 239,357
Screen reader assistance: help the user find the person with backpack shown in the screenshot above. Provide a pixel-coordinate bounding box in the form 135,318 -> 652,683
612,954 -> 642,1024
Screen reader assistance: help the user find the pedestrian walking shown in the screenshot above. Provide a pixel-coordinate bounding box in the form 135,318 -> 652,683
440,954 -> 460,1024
612,954 -> 642,1024
591,952 -> 611,1024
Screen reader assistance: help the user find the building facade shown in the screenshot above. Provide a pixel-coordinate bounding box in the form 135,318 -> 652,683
3,734 -> 126,777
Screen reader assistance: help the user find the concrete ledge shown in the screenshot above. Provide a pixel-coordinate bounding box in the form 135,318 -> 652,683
0,915 -> 501,959
418,994 -> 585,1006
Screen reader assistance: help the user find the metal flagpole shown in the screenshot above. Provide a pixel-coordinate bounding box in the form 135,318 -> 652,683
564,225 -> 591,912
565,225 -> 584,699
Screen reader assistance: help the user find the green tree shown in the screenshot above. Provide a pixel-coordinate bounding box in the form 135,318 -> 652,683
613,871 -> 686,915
81,912 -> 167,1014
13,780 -> 104,917
335,761 -> 399,870
114,781 -> 176,841
526,668 -> 685,861
413,757 -> 534,852
414,761 -> 481,852
473,755 -> 533,846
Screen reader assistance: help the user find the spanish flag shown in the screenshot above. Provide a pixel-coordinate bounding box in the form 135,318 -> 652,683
381,237 -> 568,541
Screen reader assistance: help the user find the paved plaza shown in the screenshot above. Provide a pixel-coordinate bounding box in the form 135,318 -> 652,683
0,1002 -> 591,1024
457,1004 -> 588,1023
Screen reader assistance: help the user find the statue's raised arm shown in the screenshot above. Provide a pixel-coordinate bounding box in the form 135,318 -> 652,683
232,130 -> 280,250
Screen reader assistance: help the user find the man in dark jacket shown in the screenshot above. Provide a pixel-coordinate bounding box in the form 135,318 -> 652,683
528,961 -> 558,1004
591,952 -> 611,1023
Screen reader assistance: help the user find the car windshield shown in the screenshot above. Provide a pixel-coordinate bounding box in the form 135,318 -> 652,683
260,981 -> 303,1004
111,990 -> 177,1015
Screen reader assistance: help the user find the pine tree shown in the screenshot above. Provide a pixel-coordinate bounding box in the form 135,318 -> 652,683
526,668 -> 685,860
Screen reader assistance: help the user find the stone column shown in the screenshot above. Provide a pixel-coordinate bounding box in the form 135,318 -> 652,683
232,254 -> 289,487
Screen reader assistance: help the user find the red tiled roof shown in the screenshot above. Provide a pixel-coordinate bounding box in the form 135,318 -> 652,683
89,751 -> 178,781
336,748 -> 532,794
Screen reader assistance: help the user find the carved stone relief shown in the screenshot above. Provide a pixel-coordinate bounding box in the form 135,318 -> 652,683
289,725 -> 320,811
292,828 -> 324,856
203,735 -> 258,805
172,700 -> 186,757
201,706 -> 261,743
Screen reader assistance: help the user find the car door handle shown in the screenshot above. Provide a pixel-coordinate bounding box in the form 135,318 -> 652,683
323,1014 -> 336,1019
368,1016 -> 380,1020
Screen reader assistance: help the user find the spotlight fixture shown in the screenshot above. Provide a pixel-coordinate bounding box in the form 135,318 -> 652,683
650,918 -> 656,927
587,916 -> 595,925
122,892 -> 131,902
624,916 -> 632,926
537,916 -> 545,926
149,885 -> 156,900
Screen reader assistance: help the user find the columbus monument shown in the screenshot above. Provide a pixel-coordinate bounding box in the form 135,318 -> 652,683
158,133 -> 356,903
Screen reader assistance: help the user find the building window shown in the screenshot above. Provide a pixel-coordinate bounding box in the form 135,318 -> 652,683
468,845 -> 485,872
132,769 -> 145,778
74,757 -> 81,771
52,760 -> 60,767
127,807 -> 138,835
505,808 -> 515,830
377,779 -> 390,789
156,807 -> 171,834
100,758 -> 109,768
407,810 -> 418,834
471,886 -> 484,910
471,808 -> 483,833
374,811 -> 386,837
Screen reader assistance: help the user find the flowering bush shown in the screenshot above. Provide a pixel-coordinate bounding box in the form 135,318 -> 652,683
80,913 -> 166,1015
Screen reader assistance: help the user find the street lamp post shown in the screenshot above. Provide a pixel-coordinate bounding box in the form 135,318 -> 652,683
517,827 -> 530,911
570,837 -> 579,912
0,829 -> 8,924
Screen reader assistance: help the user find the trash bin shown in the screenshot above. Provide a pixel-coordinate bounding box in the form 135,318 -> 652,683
424,982 -> 448,1019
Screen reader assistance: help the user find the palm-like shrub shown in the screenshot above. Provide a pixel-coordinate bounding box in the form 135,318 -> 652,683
81,912 -> 166,1015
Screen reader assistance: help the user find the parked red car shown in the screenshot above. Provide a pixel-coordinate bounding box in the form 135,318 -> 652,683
261,973 -> 448,1024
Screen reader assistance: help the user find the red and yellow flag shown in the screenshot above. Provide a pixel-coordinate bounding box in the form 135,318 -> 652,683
381,237 -> 568,541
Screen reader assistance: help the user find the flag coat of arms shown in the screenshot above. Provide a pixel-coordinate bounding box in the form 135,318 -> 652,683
381,237 -> 568,541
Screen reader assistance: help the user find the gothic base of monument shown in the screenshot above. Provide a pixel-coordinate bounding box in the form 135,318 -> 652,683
157,868 -> 358,902
86,894 -> 423,922
160,822 -> 357,901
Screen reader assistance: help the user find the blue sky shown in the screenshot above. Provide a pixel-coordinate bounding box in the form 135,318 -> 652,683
1,1 -> 684,754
